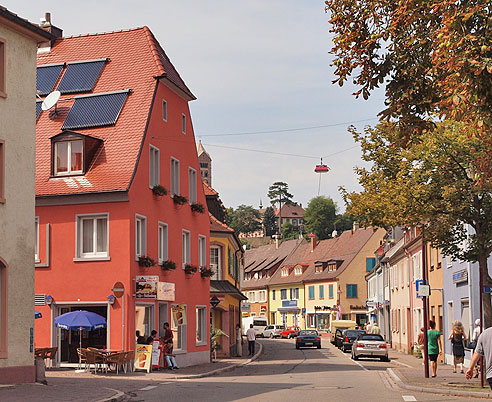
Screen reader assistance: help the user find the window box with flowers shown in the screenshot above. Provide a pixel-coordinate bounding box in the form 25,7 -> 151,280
173,195 -> 188,205
184,264 -> 198,275
160,260 -> 176,270
138,256 -> 156,267
199,266 -> 214,278
152,185 -> 168,197
190,203 -> 205,213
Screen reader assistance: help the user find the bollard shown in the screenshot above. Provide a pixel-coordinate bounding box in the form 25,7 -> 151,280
35,358 -> 47,385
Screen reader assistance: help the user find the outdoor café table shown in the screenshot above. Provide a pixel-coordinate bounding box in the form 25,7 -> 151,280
91,349 -> 123,372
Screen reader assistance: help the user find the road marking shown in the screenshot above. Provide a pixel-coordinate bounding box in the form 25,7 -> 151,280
160,382 -> 173,385
402,396 -> 417,401
351,358 -> 369,371
139,385 -> 158,391
392,359 -> 413,368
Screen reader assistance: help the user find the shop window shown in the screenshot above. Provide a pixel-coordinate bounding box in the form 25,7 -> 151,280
76,214 -> 108,259
54,140 -> 83,176
280,289 -> 287,300
198,235 -> 206,267
158,222 -> 168,263
0,39 -> 5,97
172,304 -> 187,351
188,168 -> 197,204
135,215 -> 147,258
308,286 -> 315,300
196,306 -> 206,345
182,113 -> 186,134
329,284 -> 334,299
35,217 -> 40,262
210,246 -> 221,280
0,259 -> 6,358
346,284 -> 357,298
135,304 -> 154,343
182,230 -> 190,268
0,140 -> 4,202
149,145 -> 160,188
170,157 -> 180,196
162,99 -> 167,121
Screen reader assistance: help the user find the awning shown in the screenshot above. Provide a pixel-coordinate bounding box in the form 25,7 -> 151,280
277,307 -> 300,312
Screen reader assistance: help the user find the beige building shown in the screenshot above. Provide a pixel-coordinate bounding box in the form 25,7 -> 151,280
0,8 -> 52,383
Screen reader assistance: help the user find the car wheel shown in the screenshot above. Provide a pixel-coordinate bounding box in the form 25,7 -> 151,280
296,345 -> 300,349
269,333 -> 274,339
353,354 -> 359,361
317,345 -> 321,349
381,356 -> 390,362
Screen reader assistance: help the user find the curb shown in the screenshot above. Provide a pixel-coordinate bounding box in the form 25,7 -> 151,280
387,368 -> 492,399
176,341 -> 264,380
95,387 -> 127,402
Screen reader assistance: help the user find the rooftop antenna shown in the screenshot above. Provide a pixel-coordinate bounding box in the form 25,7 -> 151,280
41,90 -> 61,116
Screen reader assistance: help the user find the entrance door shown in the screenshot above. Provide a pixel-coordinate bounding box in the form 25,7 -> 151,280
158,303 -> 168,338
135,304 -> 155,341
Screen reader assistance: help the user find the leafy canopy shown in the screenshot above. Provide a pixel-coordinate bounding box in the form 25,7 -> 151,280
267,182 -> 294,208
304,196 -> 337,240
226,205 -> 261,235
262,206 -> 277,236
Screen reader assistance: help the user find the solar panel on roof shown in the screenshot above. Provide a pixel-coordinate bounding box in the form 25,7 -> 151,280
61,90 -> 129,130
36,101 -> 42,120
56,59 -> 107,94
36,64 -> 64,95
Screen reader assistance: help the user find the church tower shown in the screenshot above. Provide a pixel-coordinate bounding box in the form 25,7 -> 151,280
197,140 -> 212,186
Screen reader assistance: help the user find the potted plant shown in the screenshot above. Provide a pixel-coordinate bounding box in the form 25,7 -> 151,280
184,264 -> 198,274
160,260 -> 177,270
210,327 -> 228,361
138,255 -> 156,267
173,194 -> 188,205
199,266 -> 214,278
190,203 -> 205,213
152,184 -> 168,197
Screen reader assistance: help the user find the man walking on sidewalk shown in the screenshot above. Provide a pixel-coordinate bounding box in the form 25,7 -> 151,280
466,326 -> 492,388
246,324 -> 256,356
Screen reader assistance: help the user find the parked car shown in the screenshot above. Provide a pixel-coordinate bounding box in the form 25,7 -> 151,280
351,334 -> 390,361
281,326 -> 300,339
296,330 -> 321,349
333,328 -> 345,347
262,325 -> 285,338
339,329 -> 366,352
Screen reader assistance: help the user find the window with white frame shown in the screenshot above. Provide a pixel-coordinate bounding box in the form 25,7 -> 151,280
54,140 -> 83,176
210,246 -> 220,280
170,158 -> 180,196
162,99 -> 167,121
280,288 -> 287,300
188,168 -> 197,204
196,306 -> 207,344
135,215 -> 147,257
182,113 -> 186,134
198,235 -> 206,267
248,291 -> 256,302
77,214 -> 109,259
290,287 -> 299,300
259,290 -> 267,302
281,268 -> 288,277
182,230 -> 190,268
294,266 -> 302,275
35,217 -> 40,262
158,222 -> 168,263
149,145 -> 160,188
172,304 -> 187,351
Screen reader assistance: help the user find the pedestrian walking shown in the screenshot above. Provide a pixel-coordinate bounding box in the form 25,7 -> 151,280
246,324 -> 256,356
366,321 -> 373,333
236,324 -> 243,357
466,326 -> 492,388
370,322 -> 381,335
417,327 -> 425,362
470,319 -> 481,378
427,320 -> 442,378
448,321 -> 466,374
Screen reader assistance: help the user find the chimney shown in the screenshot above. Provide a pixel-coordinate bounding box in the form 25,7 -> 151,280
308,233 -> 317,252
353,221 -> 360,232
39,12 -> 63,49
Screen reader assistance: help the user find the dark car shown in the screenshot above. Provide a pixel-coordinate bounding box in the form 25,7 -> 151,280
340,329 -> 366,352
332,328 -> 345,347
296,330 -> 321,349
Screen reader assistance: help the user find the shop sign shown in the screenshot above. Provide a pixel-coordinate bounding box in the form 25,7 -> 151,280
135,276 -> 158,299
172,303 -> 187,326
366,301 -> 378,308
134,344 -> 152,373
282,300 -> 297,308
453,269 -> 468,284
241,303 -> 251,312
260,305 -> 267,312
157,282 -> 175,301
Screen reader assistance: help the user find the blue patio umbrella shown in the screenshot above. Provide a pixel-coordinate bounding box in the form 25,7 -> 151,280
54,310 -> 107,367
35,311 -> 42,319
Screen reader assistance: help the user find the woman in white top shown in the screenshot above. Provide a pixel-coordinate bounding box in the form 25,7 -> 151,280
471,319 -> 481,378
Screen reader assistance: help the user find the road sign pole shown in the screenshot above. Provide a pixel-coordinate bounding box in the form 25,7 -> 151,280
421,229 -> 429,378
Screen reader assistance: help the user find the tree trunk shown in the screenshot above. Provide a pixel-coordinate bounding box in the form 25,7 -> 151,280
479,253 -> 492,328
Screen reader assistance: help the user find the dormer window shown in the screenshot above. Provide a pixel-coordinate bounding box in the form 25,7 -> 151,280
315,264 -> 323,273
281,268 -> 289,277
328,263 -> 337,271
294,266 -> 302,275
55,140 -> 83,175
51,131 -> 102,177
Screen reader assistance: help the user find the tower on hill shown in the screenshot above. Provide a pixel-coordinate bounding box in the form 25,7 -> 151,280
197,140 -> 212,186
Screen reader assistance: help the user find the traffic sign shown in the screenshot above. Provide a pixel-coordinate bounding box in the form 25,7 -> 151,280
484,286 -> 492,294
417,284 -> 430,297
112,281 -> 125,298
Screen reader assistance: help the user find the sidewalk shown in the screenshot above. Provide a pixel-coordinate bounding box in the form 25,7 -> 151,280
387,348 -> 492,398
0,341 -> 263,401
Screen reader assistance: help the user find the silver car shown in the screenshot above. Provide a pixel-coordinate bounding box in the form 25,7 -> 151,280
262,324 -> 285,338
351,334 -> 390,361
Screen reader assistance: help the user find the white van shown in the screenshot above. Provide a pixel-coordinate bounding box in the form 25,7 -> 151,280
242,316 -> 268,336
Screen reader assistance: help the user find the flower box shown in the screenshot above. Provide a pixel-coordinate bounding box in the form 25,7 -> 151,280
173,194 -> 188,205
160,260 -> 176,270
191,203 -> 205,213
138,256 -> 156,267
152,185 -> 168,197
199,266 -> 214,278
184,264 -> 198,274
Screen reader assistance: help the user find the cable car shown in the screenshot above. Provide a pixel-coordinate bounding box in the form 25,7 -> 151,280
315,158 -> 330,173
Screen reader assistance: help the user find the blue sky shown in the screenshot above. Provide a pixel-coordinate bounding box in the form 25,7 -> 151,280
7,0 -> 384,210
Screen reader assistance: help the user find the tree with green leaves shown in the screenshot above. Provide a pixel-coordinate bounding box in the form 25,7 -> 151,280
304,196 -> 337,240
226,205 -> 261,235
334,213 -> 356,234
341,121 -> 492,326
262,206 -> 277,236
268,181 -> 294,233
281,222 -> 298,241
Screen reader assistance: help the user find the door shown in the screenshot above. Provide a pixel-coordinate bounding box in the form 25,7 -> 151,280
158,303 -> 168,338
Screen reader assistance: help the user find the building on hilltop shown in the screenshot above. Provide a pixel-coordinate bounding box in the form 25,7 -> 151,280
34,20 -> 210,367
275,204 -> 305,234
197,141 -> 212,186
0,6 -> 53,384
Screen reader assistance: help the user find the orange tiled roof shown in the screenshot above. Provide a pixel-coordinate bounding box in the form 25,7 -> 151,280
209,213 -> 234,233
35,27 -> 190,196
203,181 -> 218,196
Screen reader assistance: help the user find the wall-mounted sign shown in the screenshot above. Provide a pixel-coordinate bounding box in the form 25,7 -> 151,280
241,302 -> 251,312
135,276 -> 158,299
366,301 -> 378,308
282,300 -> 297,308
453,269 -> 468,284
157,282 -> 175,301
417,284 -> 430,297
171,303 -> 187,326
260,305 -> 267,312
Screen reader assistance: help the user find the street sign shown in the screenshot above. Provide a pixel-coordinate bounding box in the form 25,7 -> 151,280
417,284 -> 430,297
112,281 -> 125,298
302,308 -> 306,314
210,296 -> 220,309
484,286 -> 492,294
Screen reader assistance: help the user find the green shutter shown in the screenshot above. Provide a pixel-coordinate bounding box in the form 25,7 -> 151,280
309,286 -> 315,299
329,284 -> 333,298
319,285 -> 324,299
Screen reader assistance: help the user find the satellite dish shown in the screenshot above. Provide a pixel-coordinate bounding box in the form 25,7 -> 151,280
41,90 -> 61,111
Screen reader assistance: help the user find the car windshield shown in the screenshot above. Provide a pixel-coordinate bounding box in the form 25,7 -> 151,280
299,330 -> 317,336
253,320 -> 267,326
346,330 -> 366,337
358,334 -> 384,341
277,326 -> 285,330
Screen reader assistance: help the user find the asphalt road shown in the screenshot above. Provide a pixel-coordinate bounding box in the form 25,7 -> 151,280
127,339 -> 485,402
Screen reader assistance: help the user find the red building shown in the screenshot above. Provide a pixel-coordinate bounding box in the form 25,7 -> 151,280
34,25 -> 210,367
